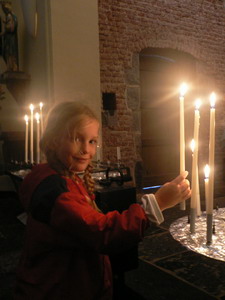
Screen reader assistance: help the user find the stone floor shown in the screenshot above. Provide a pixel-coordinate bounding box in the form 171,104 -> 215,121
1,191 -> 225,299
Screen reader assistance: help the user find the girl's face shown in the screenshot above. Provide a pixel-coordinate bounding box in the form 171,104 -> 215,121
56,119 -> 99,172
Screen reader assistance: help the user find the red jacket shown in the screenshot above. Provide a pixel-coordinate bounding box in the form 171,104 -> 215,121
14,164 -> 149,300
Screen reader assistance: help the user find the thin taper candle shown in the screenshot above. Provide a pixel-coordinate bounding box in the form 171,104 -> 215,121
190,139 -> 197,233
97,145 -> 100,161
190,139 -> 197,209
196,165 -> 201,216
206,93 -> 216,245
29,104 -> 34,164
179,83 -> 188,210
24,115 -> 29,163
204,164 -> 210,213
35,113 -> 40,164
205,164 -> 213,245
117,146 -> 121,160
193,100 -> 201,213
39,102 -> 44,136
208,93 -> 216,215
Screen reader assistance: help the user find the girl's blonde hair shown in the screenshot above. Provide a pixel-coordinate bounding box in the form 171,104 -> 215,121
40,101 -> 99,196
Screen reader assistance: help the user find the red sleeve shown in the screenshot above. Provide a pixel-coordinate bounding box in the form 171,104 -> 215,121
50,190 -> 149,254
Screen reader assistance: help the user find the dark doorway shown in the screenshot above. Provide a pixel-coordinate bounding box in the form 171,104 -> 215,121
140,48 -> 197,187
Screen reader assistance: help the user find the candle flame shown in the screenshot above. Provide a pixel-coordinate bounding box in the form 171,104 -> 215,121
179,83 -> 188,97
24,115 -> 29,123
210,92 -> 216,108
204,164 -> 210,178
195,99 -> 201,110
190,139 -> 195,153
29,104 -> 34,111
35,112 -> 40,122
39,102 -> 43,110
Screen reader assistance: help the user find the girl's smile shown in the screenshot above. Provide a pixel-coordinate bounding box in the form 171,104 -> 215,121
56,119 -> 99,172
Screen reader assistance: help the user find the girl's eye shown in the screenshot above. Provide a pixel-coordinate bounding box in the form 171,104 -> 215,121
90,140 -> 97,145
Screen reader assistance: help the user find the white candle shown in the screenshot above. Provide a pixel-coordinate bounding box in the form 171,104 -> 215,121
24,115 -> 29,163
190,139 -> 197,233
192,100 -> 201,208
196,165 -> 201,216
117,146 -> 121,160
179,83 -> 188,210
39,102 -> 44,136
190,139 -> 197,209
208,92 -> 216,214
29,104 -> 34,164
97,145 -> 100,161
204,163 -> 213,244
204,164 -> 210,213
35,113 -> 40,164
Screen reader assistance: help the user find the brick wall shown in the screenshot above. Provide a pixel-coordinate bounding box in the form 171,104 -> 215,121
98,0 -> 225,195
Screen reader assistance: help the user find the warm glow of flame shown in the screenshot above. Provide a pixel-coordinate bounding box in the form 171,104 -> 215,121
35,112 -> 40,122
24,115 -> 29,123
204,164 -> 210,179
195,99 -> 202,110
179,83 -> 188,97
29,104 -> 34,111
210,92 -> 216,108
39,102 -> 43,110
190,139 -> 195,153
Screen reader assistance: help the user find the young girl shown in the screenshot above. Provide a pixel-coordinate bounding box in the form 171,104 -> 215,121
14,101 -> 191,300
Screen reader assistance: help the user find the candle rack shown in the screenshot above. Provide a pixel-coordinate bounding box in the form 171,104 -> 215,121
6,160 -> 133,190
88,161 -> 132,187
170,207 -> 225,262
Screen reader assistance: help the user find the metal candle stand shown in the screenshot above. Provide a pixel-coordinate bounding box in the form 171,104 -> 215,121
171,207 -> 225,262
91,161 -> 132,187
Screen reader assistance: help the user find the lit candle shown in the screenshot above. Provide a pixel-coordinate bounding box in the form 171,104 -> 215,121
179,82 -> 188,210
194,99 -> 201,215
190,100 -> 201,232
196,165 -> 201,216
208,92 -> 216,215
204,164 -> 213,245
190,139 -> 197,205
39,102 -> 44,136
29,104 -> 34,164
24,115 -> 29,163
190,139 -> 197,233
97,145 -> 100,161
204,164 -> 210,213
35,113 -> 40,164
117,146 -> 121,160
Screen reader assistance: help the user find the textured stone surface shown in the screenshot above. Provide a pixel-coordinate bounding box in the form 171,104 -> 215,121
99,0 -> 225,193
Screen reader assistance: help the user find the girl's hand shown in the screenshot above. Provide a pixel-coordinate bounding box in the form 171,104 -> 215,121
155,171 -> 191,211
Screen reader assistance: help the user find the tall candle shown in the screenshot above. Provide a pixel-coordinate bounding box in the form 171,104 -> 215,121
204,164 -> 210,213
208,92 -> 216,215
196,165 -> 201,216
179,83 -> 188,210
117,146 -> 121,160
205,163 -> 213,244
29,104 -> 34,164
97,145 -> 100,161
190,104 -> 202,229
190,139 -> 197,233
35,113 -> 40,164
24,115 -> 29,163
190,139 -> 197,209
39,102 -> 44,136
193,99 -> 201,206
